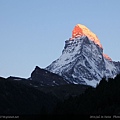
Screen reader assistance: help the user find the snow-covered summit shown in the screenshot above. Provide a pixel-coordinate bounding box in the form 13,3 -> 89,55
46,36 -> 118,87
72,24 -> 102,48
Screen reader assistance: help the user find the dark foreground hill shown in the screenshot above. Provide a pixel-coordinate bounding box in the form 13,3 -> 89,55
0,74 -> 120,118
0,77 -> 58,115
54,74 -> 120,115
0,77 -> 88,116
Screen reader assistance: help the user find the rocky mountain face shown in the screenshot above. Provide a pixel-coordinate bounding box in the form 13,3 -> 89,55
30,66 -> 70,86
46,24 -> 120,87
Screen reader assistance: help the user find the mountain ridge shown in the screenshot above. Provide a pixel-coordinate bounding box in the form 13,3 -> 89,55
46,24 -> 120,87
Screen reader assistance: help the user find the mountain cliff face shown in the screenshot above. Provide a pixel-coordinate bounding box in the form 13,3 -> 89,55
46,24 -> 120,87
30,66 -> 69,86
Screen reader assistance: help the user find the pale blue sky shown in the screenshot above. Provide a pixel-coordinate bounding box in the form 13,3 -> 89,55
0,0 -> 120,78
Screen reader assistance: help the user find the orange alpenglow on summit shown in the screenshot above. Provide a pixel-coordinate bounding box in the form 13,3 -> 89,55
103,54 -> 112,61
71,24 -> 112,61
72,24 -> 102,48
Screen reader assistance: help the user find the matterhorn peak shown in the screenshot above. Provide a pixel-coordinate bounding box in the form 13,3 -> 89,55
71,24 -> 102,48
46,23 -> 120,87
71,24 -> 112,61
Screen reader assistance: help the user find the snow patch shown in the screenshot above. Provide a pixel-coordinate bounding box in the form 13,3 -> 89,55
14,79 -> 22,81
